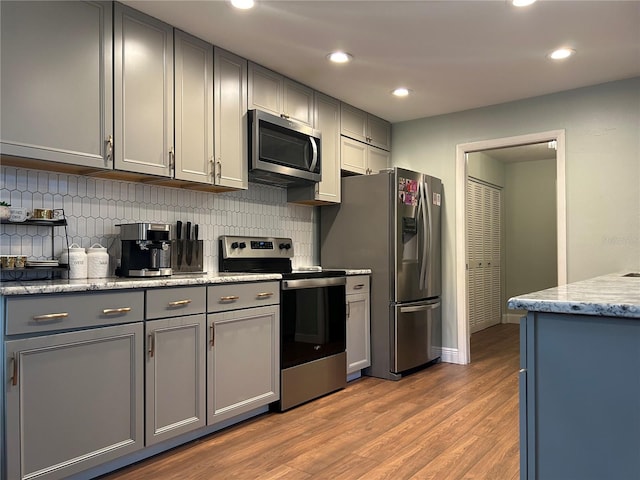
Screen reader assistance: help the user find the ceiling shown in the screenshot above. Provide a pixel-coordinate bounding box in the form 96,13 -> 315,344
123,0 -> 640,124
479,142 -> 556,163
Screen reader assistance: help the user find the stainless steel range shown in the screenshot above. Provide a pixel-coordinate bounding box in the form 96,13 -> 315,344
219,235 -> 347,411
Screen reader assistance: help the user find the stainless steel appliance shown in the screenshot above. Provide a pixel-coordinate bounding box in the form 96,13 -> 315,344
248,109 -> 322,187
321,167 -> 442,380
117,223 -> 172,277
218,235 -> 346,411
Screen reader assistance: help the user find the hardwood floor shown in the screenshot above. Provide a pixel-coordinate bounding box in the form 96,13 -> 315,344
102,324 -> 520,480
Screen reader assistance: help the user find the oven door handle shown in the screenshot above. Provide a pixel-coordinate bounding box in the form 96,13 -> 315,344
282,277 -> 346,290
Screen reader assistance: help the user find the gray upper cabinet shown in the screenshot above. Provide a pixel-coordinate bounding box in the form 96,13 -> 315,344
0,1 -> 113,169
114,3 -> 174,177
288,92 -> 341,205
214,48 -> 249,190
248,62 -> 314,126
341,103 -> 391,151
174,30 -> 215,184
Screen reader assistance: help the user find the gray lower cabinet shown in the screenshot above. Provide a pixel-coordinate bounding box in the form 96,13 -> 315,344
520,312 -> 640,479
144,286 -> 207,445
145,315 -> 206,445
114,3 -> 174,177
5,323 -> 144,480
346,276 -> 371,375
0,0 -> 113,169
207,282 -> 280,424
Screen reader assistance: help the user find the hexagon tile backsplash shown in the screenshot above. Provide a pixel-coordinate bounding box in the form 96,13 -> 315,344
0,166 -> 316,274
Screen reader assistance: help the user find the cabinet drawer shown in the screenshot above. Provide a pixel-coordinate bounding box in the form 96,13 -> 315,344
5,290 -> 144,335
346,275 -> 370,294
146,286 -> 206,319
208,281 -> 279,312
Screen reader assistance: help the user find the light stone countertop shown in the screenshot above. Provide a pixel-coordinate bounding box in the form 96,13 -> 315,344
0,269 -> 371,296
507,272 -> 640,318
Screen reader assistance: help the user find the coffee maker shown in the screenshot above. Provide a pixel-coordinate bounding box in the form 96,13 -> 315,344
117,223 -> 172,277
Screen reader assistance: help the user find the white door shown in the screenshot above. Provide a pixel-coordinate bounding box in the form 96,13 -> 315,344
467,179 -> 502,333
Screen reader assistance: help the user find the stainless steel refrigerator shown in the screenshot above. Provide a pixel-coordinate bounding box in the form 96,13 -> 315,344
320,167 -> 442,380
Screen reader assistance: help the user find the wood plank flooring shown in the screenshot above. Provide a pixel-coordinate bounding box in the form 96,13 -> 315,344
102,324 -> 520,480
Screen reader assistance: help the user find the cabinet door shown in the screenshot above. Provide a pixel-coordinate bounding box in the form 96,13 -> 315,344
0,1 -> 113,169
174,30 -> 214,184
283,79 -> 314,126
214,48 -> 248,190
145,315 -> 206,445
114,4 -> 173,177
248,62 -> 282,117
340,103 -> 368,143
5,323 -> 144,480
314,93 -> 341,203
341,136 -> 367,175
367,114 -> 391,151
207,305 -> 279,424
367,145 -> 391,174
346,292 -> 371,374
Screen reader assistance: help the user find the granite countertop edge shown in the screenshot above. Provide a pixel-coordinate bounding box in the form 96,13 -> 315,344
0,269 -> 371,296
507,272 -> 640,318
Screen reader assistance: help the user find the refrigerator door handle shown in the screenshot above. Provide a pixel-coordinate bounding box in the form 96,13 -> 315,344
400,302 -> 441,313
419,177 -> 430,290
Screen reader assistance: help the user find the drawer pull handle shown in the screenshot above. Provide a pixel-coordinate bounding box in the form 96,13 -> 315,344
10,354 -> 18,386
168,299 -> 192,307
353,284 -> 365,290
32,312 -> 69,321
257,292 -> 274,298
210,324 -> 215,347
102,307 -> 132,315
220,295 -> 239,302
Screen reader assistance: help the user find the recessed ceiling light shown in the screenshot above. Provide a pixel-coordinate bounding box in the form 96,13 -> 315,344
548,48 -> 576,60
327,51 -> 353,64
392,87 -> 411,97
230,0 -> 254,10
512,0 -> 537,6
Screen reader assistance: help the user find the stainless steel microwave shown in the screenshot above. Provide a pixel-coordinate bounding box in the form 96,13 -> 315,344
249,109 -> 322,187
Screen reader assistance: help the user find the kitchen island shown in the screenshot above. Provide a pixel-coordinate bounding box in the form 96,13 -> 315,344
508,272 -> 640,480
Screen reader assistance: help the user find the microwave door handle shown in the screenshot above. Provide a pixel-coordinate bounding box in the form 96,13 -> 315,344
309,137 -> 318,172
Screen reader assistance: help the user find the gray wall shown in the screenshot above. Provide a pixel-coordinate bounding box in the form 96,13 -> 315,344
392,77 -> 640,349
504,158 -> 557,310
467,151 -> 505,188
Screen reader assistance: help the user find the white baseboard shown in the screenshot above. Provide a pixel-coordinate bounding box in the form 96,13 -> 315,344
439,347 -> 463,364
502,313 -> 524,324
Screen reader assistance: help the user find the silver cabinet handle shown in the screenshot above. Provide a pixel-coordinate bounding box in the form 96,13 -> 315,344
168,299 -> 192,307
346,302 -> 351,318
105,134 -> 113,162
169,147 -> 175,169
10,353 -> 18,386
32,312 -> 69,321
210,157 -> 216,181
256,292 -> 274,298
220,295 -> 239,302
102,307 -> 132,315
217,159 -> 222,179
148,334 -> 155,358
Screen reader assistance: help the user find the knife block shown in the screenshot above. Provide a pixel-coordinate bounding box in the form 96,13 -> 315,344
171,239 -> 203,273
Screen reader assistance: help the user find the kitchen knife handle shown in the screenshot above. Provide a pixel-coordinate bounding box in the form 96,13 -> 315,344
176,221 -> 182,240
186,222 -> 192,240
194,224 -> 199,240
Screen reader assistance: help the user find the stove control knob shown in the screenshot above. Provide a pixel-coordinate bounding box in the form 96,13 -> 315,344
231,242 -> 239,249
279,243 -> 291,250
238,242 -> 247,249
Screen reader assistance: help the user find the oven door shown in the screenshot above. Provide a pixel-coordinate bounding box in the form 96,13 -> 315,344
280,277 -> 346,369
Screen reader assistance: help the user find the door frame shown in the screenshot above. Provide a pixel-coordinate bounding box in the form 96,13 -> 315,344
455,130 -> 567,364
